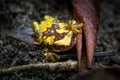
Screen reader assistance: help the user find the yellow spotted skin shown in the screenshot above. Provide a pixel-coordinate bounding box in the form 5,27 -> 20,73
33,15 -> 83,52
54,31 -> 72,46
44,36 -> 55,45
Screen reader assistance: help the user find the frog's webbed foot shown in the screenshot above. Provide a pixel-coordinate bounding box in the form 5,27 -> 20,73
43,49 -> 60,62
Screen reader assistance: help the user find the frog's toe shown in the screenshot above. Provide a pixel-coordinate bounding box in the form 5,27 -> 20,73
44,52 -> 60,62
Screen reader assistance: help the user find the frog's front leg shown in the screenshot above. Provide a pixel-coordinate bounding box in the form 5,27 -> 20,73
43,49 -> 60,62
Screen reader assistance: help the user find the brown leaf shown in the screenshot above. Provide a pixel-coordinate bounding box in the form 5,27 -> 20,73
72,0 -> 100,70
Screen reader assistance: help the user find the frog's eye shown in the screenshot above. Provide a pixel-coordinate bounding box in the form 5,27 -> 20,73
34,30 -> 40,38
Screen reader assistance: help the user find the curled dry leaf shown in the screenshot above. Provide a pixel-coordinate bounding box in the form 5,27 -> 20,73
72,0 -> 99,71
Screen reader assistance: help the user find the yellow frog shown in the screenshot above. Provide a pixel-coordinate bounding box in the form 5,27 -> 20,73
33,15 -> 83,62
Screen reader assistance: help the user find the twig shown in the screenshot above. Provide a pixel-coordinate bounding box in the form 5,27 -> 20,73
0,51 -> 115,75
60,51 -> 115,60
0,60 -> 77,75
95,51 -> 115,57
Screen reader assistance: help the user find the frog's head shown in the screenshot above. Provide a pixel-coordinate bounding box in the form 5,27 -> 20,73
33,15 -> 83,52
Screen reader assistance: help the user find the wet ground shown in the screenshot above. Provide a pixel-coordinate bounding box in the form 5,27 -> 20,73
0,0 -> 120,80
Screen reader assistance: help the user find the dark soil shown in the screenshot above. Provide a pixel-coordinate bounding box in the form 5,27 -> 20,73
0,0 -> 120,80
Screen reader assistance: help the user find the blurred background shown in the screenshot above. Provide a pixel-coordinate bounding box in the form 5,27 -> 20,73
0,0 -> 120,79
